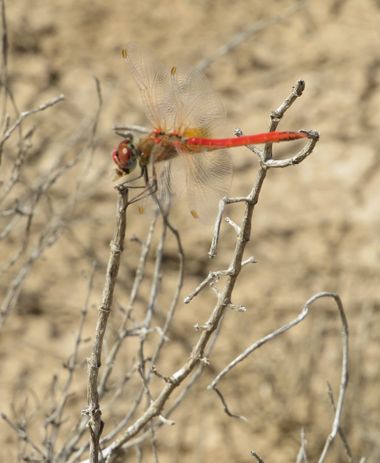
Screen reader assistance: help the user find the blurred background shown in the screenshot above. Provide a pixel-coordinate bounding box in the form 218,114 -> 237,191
1,0 -> 380,461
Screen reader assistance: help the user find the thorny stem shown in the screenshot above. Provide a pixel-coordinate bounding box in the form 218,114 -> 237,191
85,187 -> 129,463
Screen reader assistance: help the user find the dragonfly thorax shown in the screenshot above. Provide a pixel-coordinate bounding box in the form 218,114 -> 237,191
137,132 -> 181,163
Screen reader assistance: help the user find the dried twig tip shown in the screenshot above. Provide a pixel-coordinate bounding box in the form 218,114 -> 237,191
294,79 -> 306,95
251,450 -> 265,463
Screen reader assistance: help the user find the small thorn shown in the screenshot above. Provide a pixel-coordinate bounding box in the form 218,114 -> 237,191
159,415 -> 175,426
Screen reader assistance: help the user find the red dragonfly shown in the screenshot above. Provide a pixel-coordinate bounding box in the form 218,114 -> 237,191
113,43 -> 308,222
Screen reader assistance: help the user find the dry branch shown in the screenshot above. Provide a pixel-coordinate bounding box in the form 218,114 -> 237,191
84,186 -> 129,463
209,291 -> 349,453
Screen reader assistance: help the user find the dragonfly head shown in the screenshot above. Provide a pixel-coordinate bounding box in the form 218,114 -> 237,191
112,136 -> 139,174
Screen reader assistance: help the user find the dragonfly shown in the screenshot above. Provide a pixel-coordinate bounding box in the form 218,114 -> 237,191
113,42 -> 309,222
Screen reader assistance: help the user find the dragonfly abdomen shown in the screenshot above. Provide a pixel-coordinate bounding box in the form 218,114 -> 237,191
185,131 -> 308,148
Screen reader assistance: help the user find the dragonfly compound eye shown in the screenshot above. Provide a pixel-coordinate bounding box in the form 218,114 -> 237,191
112,139 -> 138,174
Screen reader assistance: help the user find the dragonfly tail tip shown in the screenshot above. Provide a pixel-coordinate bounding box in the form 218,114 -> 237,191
299,129 -> 320,140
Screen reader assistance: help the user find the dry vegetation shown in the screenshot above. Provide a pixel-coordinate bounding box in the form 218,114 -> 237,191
1,0 -> 380,462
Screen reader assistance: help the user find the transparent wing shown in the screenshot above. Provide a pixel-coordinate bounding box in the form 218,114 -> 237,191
131,163 -> 171,219
153,159 -> 172,214
169,66 -> 226,137
123,43 -> 226,136
123,42 -> 174,131
157,155 -> 187,199
123,43 -> 232,223
135,149 -> 232,224
174,148 -> 233,224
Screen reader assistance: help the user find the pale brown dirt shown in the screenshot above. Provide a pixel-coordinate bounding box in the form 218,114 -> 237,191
1,0 -> 380,461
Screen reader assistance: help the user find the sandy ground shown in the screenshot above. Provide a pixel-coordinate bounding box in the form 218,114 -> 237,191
1,0 -> 380,461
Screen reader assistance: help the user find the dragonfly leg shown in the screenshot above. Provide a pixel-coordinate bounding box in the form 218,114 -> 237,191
127,167 -> 158,205
114,164 -> 159,208
114,167 -> 145,188
127,182 -> 157,205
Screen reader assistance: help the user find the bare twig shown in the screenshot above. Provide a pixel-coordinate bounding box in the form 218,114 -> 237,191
270,80 -> 306,129
318,293 -> 348,463
75,212 -> 184,462
98,214 -> 158,397
209,292 -> 349,463
0,221 -> 63,327
296,428 -> 308,463
113,124 -> 149,136
184,269 -> 230,304
264,130 -> 319,167
0,82 -> 102,327
213,387 -> 248,421
326,383 -> 353,462
317,294 -> 349,463
0,94 -> 65,161
84,187 -> 129,463
225,216 -> 241,235
0,0 -> 9,126
91,208 -> 185,460
1,412 -> 46,459
77,282 -> 223,462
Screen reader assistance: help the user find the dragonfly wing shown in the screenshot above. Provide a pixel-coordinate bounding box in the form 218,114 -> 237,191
124,43 -> 226,137
175,148 -> 232,224
123,42 -> 174,130
132,143 -> 172,218
154,159 -> 173,214
148,142 -> 187,216
137,147 -> 232,223
169,66 -> 226,137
